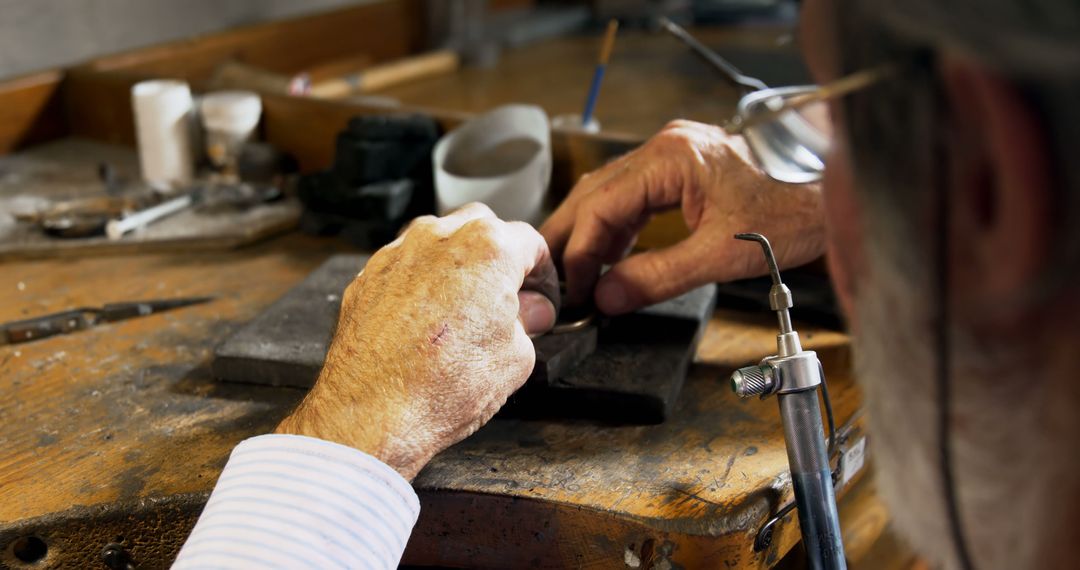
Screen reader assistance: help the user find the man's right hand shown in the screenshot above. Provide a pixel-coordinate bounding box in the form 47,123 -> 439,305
275,203 -> 558,480
541,120 -> 826,315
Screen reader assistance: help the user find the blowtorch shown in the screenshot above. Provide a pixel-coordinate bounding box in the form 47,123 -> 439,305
729,233 -> 846,570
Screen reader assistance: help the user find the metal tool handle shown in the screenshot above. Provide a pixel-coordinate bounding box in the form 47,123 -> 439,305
780,389 -> 846,569
0,310 -> 94,345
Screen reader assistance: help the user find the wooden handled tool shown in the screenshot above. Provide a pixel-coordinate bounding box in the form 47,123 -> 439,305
302,53 -> 375,83
309,50 -> 460,98
208,61 -> 310,95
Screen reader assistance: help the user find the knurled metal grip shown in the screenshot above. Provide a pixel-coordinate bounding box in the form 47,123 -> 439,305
731,364 -> 775,398
731,350 -> 821,398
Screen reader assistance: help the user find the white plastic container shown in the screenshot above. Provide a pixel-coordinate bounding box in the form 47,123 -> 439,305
132,80 -> 196,189
200,91 -> 263,175
552,113 -> 600,134
433,104 -> 551,224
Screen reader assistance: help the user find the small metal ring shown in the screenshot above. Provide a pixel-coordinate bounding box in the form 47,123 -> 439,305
546,280 -> 596,334
550,313 -> 594,334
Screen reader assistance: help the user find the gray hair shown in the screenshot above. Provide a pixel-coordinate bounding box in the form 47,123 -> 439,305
838,0 -> 1080,295
836,2 -> 1080,567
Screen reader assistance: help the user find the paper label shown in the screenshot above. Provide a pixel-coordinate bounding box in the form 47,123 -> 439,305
841,436 -> 868,487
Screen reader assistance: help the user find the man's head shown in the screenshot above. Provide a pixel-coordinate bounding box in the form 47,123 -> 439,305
802,0 -> 1080,568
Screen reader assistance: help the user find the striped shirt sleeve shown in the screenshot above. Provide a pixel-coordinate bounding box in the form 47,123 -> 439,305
172,434 -> 420,570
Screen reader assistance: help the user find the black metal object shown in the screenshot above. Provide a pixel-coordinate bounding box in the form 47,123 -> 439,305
100,542 -> 134,570
212,254 -> 716,423
754,500 -> 796,551
298,114 -> 440,249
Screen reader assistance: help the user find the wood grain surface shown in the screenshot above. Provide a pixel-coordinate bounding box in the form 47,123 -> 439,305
0,232 -> 859,567
0,70 -> 68,155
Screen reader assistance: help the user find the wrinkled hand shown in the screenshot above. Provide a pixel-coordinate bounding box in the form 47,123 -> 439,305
276,203 -> 558,480
541,120 -> 825,314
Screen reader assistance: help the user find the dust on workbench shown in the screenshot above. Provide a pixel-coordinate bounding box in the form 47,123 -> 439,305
0,234 -> 346,523
0,232 -> 857,567
0,138 -> 299,259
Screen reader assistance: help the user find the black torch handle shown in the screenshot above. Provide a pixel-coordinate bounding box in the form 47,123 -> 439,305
778,389 -> 846,570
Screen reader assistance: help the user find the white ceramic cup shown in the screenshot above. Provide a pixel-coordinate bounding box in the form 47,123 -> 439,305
132,80 -> 195,190
433,104 -> 551,224
200,90 -> 262,174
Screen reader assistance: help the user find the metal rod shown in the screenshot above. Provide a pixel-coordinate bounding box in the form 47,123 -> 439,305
736,233 -> 795,334
657,17 -> 768,93
734,233 -> 782,285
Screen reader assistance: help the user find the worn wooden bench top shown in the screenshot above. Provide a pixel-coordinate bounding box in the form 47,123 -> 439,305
0,232 -> 858,568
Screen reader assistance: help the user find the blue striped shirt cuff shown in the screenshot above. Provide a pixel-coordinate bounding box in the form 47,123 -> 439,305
172,434 -> 420,569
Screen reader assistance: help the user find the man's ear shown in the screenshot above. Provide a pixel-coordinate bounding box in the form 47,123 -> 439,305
939,56 -> 1053,323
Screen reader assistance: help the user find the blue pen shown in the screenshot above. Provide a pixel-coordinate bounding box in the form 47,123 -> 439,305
582,20 -> 619,127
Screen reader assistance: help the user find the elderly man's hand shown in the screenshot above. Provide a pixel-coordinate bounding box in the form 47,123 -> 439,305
541,120 -> 825,314
275,203 -> 558,480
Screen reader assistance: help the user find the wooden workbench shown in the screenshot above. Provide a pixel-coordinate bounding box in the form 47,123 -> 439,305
0,235 -> 866,568
377,26 -> 806,139
0,2 -> 910,567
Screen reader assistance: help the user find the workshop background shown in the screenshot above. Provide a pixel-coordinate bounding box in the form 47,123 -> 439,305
0,0 -> 379,80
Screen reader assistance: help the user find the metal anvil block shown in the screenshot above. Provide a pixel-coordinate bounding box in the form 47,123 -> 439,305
213,255 -> 715,423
